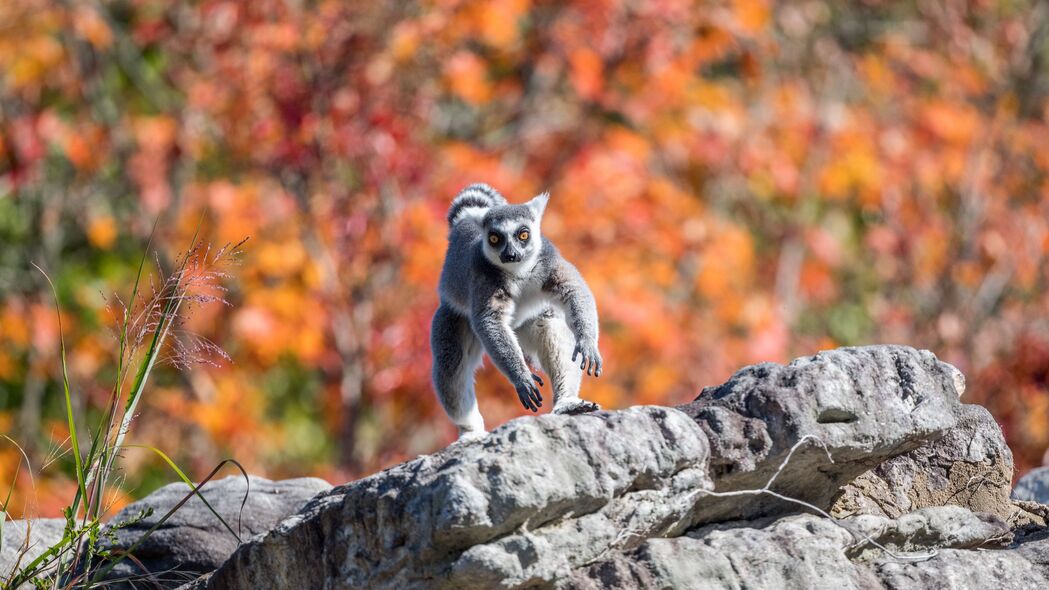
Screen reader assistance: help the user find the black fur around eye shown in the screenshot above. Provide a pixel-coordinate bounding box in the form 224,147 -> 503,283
488,233 -> 501,245
517,227 -> 530,241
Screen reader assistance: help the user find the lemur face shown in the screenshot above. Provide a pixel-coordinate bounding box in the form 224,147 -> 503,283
482,193 -> 549,273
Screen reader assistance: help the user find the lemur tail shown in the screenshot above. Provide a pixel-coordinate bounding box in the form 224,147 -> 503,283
447,183 -> 508,227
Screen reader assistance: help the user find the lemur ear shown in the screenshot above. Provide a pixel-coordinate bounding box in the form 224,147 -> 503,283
527,192 -> 550,217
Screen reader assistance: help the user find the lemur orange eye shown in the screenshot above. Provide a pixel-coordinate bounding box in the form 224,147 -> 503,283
488,233 -> 500,245
518,230 -> 530,241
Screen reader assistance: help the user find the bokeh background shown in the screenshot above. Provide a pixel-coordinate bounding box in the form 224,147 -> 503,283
3,0 -> 1049,518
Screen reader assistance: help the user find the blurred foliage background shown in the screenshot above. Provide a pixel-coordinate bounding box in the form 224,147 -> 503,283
3,0 -> 1049,518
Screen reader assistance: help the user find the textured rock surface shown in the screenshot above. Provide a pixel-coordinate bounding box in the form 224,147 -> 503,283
198,407 -> 712,589
560,514 -> 877,590
91,475 -> 330,588
0,518 -> 65,588
187,345 -> 1031,590
678,345 -> 967,524
873,543 -> 1049,589
833,404 -> 1015,521
1014,467 -> 1049,504
48,344 -> 1045,590
844,505 -> 1012,560
563,510 -> 1041,590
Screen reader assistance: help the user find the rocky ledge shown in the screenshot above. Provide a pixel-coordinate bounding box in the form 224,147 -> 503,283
4,345 -> 1049,589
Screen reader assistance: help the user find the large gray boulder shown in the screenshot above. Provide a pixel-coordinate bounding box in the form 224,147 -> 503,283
186,345 -> 991,590
677,345 -> 967,525
1,517 -> 65,588
1014,467 -> 1049,504
90,475 -> 330,588
197,406 -> 712,589
833,404 -> 1016,522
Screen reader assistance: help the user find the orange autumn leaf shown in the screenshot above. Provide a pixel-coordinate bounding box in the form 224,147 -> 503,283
922,100 -> 980,145
86,215 -> 117,248
479,0 -> 530,49
569,47 -> 604,101
445,51 -> 491,105
72,5 -> 112,49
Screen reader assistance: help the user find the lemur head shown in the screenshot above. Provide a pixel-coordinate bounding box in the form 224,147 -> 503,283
482,192 -> 549,274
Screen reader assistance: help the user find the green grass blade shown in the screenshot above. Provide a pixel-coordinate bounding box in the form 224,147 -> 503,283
31,264 -> 88,518
110,234 -> 196,461
110,293 -> 177,460
126,445 -> 246,542
83,219 -> 161,522
0,435 -> 32,588
0,434 -> 31,514
87,459 -> 248,585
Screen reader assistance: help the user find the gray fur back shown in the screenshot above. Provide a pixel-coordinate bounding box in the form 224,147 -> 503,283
439,222 -> 484,313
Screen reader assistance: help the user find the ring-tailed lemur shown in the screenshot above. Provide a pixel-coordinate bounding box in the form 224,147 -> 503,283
431,183 -> 603,440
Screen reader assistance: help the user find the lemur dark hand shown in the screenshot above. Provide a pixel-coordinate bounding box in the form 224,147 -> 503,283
572,340 -> 603,377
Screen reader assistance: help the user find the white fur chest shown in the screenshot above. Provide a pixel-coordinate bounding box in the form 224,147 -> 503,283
511,286 -> 549,328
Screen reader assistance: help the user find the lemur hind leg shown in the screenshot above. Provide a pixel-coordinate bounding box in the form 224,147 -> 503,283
431,304 -> 486,439
516,308 -> 601,415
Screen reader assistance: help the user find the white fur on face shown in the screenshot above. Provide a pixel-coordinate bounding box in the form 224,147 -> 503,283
483,219 -> 541,275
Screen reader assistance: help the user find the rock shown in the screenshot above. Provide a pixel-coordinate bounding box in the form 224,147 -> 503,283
90,475 -> 330,589
833,404 -> 1015,522
873,547 -> 1049,589
1012,500 -> 1049,538
566,506 -> 1032,587
560,514 -> 878,590
563,508 -> 1037,590
172,345 -> 1048,590
1014,467 -> 1049,504
845,505 -> 1011,560
0,517 -> 65,588
198,406 -> 712,590
678,345 -> 966,524
1017,532 -> 1049,579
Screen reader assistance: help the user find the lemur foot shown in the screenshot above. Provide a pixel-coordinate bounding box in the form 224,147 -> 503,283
552,399 -> 602,416
454,430 -> 487,444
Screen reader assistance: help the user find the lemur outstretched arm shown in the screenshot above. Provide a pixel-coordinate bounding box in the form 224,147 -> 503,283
544,260 -> 602,376
471,290 -> 544,412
